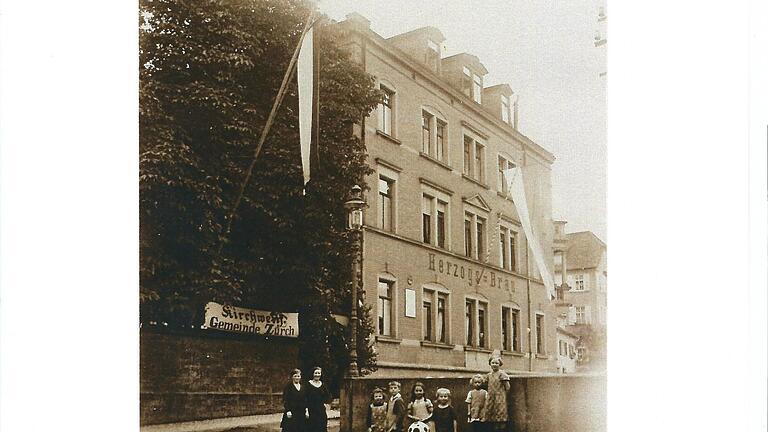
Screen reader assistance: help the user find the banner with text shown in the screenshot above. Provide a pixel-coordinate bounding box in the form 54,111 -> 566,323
202,302 -> 299,337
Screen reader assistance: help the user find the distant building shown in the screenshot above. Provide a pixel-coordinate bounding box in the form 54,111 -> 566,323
555,317 -> 579,373
553,225 -> 606,371
339,13 -> 558,377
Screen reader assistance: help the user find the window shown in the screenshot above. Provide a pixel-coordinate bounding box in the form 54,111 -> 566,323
462,66 -> 483,103
463,134 -> 485,183
423,297 -> 432,341
473,74 -> 483,103
465,300 -> 474,346
437,294 -> 446,343
499,229 -> 507,269
598,305 -> 606,325
426,39 -> 440,71
535,313 -> 545,355
421,110 -> 448,163
477,303 -> 486,347
465,298 -> 488,348
498,224 -> 518,271
501,307 -> 521,352
476,217 -> 485,260
436,120 -> 446,161
379,177 -> 394,232
423,289 -> 449,343
501,307 -> 510,351
464,216 -> 473,257
422,195 -> 432,244
464,211 -> 487,261
511,308 -> 520,351
422,193 -> 449,249
501,95 -> 510,123
422,111 -> 432,155
462,67 -> 472,98
377,279 -> 394,336
497,155 -> 516,195
575,306 -> 592,325
559,341 -> 566,356
573,274 -> 586,291
378,85 -> 394,135
436,201 -> 446,248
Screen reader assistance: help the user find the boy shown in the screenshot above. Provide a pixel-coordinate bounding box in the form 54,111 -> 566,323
386,381 -> 406,432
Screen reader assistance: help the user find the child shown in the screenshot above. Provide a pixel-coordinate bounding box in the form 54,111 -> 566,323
484,352 -> 510,432
366,387 -> 388,432
386,381 -> 406,432
431,388 -> 457,432
407,381 -> 433,430
465,374 -> 488,432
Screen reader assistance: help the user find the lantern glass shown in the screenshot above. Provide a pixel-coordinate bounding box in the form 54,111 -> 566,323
349,208 -> 363,229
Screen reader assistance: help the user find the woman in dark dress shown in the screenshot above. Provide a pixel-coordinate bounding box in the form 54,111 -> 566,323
280,369 -> 308,432
306,366 -> 332,432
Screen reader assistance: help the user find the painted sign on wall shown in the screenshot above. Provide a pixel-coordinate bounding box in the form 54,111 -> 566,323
202,302 -> 299,337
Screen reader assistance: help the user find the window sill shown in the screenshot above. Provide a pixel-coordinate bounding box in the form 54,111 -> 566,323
376,335 -> 402,344
464,346 -> 492,354
502,350 -> 525,357
461,174 -> 490,190
419,152 -> 453,171
421,340 -> 454,350
376,130 -> 402,145
535,354 -> 548,359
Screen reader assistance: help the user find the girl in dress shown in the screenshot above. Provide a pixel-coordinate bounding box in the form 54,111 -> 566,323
306,366 -> 331,432
406,381 -> 433,430
280,369 -> 308,432
366,387 -> 389,432
431,388 -> 458,432
465,374 -> 488,432
484,354 -> 510,432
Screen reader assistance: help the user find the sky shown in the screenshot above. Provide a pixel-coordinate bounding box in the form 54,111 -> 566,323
318,0 -> 607,241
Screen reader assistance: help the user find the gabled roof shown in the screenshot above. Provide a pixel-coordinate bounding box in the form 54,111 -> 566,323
560,231 -> 606,270
386,26 -> 446,44
442,52 -> 489,75
484,83 -> 514,96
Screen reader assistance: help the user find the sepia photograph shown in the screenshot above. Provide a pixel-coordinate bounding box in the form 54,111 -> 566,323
1,0 -> 767,431
139,0 -> 606,431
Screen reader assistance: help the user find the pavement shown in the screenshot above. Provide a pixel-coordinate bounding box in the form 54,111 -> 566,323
141,409 -> 340,432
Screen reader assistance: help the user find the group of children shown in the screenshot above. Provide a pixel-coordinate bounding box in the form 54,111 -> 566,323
366,356 -> 511,432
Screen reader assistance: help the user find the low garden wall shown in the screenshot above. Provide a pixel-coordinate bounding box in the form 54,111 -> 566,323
339,374 -> 606,432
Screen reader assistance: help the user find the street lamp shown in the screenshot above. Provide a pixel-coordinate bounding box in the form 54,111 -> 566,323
344,185 -> 365,377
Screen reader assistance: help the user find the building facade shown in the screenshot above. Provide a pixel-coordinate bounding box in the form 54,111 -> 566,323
553,228 -> 607,370
339,14 -> 558,377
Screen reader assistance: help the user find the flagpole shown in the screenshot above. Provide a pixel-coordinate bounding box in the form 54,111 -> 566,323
216,9 -> 317,257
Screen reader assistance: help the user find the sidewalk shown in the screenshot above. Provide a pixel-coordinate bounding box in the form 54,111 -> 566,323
141,409 -> 340,432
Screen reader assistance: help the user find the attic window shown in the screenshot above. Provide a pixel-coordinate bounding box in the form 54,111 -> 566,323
501,95 -> 511,124
426,40 -> 440,71
462,67 -> 483,103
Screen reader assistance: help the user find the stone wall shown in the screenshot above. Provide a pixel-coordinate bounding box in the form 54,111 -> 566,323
140,329 -> 299,425
340,374 -> 605,432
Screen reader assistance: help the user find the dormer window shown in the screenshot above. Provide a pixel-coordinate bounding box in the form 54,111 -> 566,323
462,67 -> 472,97
462,66 -> 483,103
501,95 -> 511,124
472,74 -> 483,103
426,40 -> 440,72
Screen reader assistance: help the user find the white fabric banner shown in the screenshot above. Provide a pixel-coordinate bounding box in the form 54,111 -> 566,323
297,27 -> 313,186
503,167 -> 555,299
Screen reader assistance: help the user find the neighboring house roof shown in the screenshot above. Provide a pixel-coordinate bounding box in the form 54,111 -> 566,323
556,326 -> 580,339
556,231 -> 606,271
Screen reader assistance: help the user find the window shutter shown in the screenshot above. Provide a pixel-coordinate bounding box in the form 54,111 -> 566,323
585,305 -> 592,324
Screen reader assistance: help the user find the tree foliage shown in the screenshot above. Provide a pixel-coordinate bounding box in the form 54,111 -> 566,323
140,0 -> 382,382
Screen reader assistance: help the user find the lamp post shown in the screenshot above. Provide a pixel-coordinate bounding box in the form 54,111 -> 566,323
344,185 -> 365,377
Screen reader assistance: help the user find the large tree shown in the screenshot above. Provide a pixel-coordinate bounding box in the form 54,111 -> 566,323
140,0 -> 381,384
